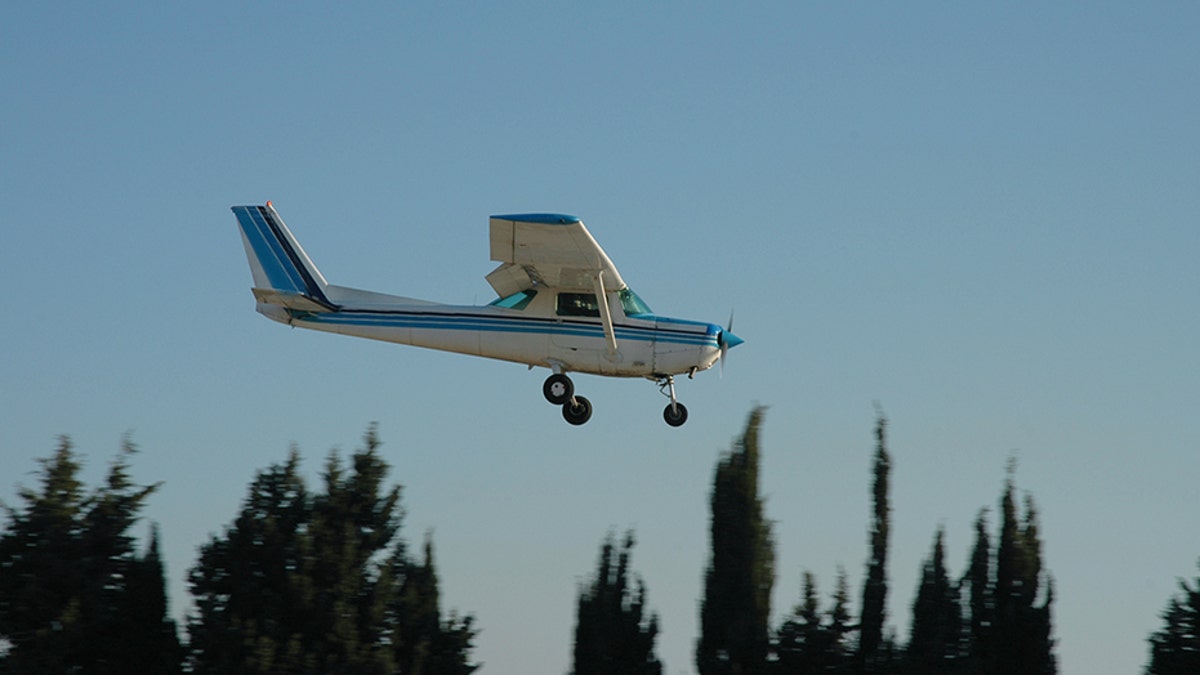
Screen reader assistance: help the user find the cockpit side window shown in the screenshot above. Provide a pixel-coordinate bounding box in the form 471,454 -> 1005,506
556,292 -> 600,317
489,289 -> 538,310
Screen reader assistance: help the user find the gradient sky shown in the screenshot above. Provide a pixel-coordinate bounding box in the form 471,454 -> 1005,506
3,4 -> 1198,674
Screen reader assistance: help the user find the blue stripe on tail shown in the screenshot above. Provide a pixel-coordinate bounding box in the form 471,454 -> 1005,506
232,205 -> 332,306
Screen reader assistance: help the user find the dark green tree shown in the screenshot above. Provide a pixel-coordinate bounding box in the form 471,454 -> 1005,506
0,437 -> 179,673
774,571 -> 824,674
305,433 -> 403,672
186,426 -> 476,674
118,525 -> 186,672
387,535 -> 478,675
186,448 -> 313,673
827,568 -> 855,667
992,466 -> 1055,674
859,412 -> 893,672
1146,561 -> 1200,674
774,570 -> 854,674
697,406 -> 775,675
571,531 -> 662,675
904,528 -> 961,674
959,510 -> 993,675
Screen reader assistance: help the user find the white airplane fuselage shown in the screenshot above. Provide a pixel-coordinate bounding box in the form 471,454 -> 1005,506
256,284 -> 723,379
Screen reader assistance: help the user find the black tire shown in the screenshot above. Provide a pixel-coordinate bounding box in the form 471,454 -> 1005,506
562,396 -> 593,425
663,402 -> 688,427
543,373 -> 574,405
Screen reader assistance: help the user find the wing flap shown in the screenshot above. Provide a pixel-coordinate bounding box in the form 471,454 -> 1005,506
485,263 -> 536,299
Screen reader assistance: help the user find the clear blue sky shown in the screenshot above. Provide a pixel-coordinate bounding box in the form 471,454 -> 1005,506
3,3 -> 1197,673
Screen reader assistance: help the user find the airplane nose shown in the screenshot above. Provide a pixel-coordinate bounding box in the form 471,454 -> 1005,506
719,330 -> 744,349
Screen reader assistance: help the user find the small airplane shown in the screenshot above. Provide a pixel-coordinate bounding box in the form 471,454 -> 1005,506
232,202 -> 743,426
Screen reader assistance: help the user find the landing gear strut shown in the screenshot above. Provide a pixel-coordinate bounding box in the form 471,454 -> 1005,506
658,375 -> 689,427
562,395 -> 593,425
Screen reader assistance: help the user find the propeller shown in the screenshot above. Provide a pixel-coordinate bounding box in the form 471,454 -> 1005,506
717,312 -> 743,377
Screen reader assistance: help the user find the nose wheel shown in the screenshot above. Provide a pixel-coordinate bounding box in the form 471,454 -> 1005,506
658,375 -> 689,427
663,401 -> 688,427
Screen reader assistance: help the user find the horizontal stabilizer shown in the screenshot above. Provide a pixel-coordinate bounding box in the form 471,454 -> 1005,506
252,287 -> 336,312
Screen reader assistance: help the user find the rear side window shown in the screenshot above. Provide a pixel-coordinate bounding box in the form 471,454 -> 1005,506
489,289 -> 537,310
556,292 -> 600,317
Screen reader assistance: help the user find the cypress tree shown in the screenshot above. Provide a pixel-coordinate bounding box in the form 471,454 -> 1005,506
571,531 -> 662,675
905,528 -> 960,674
993,465 -> 1055,674
773,569 -> 854,674
827,568 -> 855,670
960,510 -> 993,674
774,571 -> 822,674
1146,561 -> 1200,674
118,525 -> 184,673
388,535 -> 479,675
859,412 -> 892,672
697,406 -> 775,675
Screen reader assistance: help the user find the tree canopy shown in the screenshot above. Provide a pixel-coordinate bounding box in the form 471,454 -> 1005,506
697,406 -> 775,675
571,531 -> 662,675
185,426 -> 476,674
0,437 -> 180,673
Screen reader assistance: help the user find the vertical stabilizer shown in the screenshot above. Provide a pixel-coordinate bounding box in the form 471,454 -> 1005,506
232,203 -> 336,311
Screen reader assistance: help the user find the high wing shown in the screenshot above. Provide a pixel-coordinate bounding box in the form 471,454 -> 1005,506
485,214 -> 626,297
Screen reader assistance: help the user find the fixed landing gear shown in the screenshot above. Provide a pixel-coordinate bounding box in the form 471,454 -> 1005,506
545,373 -> 590,426
542,372 -> 689,427
658,375 -> 689,427
663,401 -> 688,427
543,373 -> 574,405
562,395 -> 593,425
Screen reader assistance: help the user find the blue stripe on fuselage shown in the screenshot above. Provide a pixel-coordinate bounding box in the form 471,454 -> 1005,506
296,310 -> 718,347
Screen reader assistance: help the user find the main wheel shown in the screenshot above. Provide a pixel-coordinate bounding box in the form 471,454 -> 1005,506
562,396 -> 593,425
663,402 -> 688,427
543,373 -> 574,405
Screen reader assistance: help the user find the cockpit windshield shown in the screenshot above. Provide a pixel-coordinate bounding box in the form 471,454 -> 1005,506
619,288 -> 653,316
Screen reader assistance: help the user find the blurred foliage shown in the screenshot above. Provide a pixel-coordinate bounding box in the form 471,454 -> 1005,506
1145,562 -> 1200,674
185,424 -> 477,674
19,415 -> 1200,673
571,530 -> 661,675
697,405 -> 775,675
0,437 -> 181,673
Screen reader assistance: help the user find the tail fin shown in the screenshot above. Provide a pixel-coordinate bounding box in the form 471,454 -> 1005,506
232,202 -> 337,312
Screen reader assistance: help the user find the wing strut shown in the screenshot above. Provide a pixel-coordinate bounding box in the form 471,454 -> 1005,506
592,271 -> 619,355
